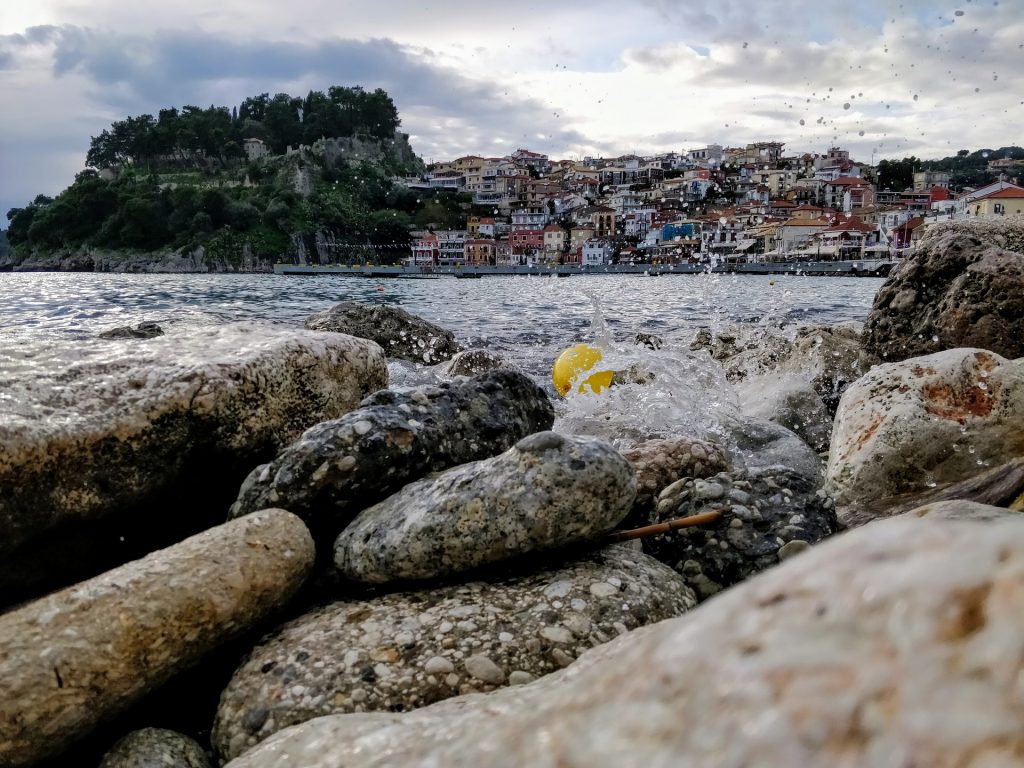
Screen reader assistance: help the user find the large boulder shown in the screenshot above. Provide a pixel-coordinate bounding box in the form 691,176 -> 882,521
305,302 -> 461,364
642,468 -> 838,600
826,347 -> 1024,508
334,432 -> 636,584
229,371 -> 554,541
863,221 -> 1024,363
213,545 -> 694,761
227,514 -> 1024,768
99,728 -> 212,768
0,324 -> 385,605
0,509 -> 313,767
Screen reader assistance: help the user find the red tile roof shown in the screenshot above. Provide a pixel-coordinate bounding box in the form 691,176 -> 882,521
829,176 -> 870,186
976,185 -> 1024,200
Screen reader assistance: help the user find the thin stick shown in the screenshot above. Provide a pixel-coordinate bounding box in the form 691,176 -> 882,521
608,509 -> 725,542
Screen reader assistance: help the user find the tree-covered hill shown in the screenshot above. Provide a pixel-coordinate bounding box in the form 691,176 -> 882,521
877,147 -> 1024,191
3,86 -> 461,270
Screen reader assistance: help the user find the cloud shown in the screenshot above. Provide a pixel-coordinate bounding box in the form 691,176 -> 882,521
0,24 -> 592,209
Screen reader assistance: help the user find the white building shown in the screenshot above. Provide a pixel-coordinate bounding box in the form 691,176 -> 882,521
582,239 -> 613,266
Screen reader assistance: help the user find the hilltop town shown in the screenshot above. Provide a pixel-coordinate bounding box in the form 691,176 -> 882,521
403,143 -> 1024,268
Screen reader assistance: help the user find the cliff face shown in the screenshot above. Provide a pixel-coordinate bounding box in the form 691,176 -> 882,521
4,245 -> 274,273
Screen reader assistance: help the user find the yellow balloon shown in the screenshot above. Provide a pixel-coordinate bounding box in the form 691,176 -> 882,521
552,344 -> 614,396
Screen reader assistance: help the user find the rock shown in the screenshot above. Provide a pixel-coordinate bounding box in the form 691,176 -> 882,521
98,322 -> 165,340
305,302 -> 461,364
0,509 -> 313,767
212,545 -> 694,761
903,499 -> 1023,523
227,514 -> 1024,768
633,333 -> 663,350
694,324 -> 870,418
0,324 -> 385,606
836,456 -> 1024,528
334,432 -> 636,584
642,468 -> 838,599
620,437 -> 731,527
826,347 -> 1024,508
736,374 -> 832,453
230,370 -> 554,540
724,417 -> 823,483
440,348 -> 509,378
99,728 -> 212,768
863,221 -> 1024,363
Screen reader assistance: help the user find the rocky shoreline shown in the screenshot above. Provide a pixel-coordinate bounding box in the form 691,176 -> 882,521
2,219 -> 1024,766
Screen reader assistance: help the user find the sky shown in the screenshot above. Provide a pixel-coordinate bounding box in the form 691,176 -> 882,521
2,0 -> 1022,217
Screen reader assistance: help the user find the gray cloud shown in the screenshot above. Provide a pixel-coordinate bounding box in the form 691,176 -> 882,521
0,25 -> 591,210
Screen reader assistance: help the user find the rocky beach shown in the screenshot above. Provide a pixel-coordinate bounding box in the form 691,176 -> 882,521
3,219 -> 1024,767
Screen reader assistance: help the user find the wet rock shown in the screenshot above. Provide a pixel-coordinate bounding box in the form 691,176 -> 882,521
228,514 -> 1024,768
215,545 -> 693,761
863,221 -> 1024,363
334,432 -> 636,584
0,509 -> 313,767
230,370 -> 554,539
620,437 -> 731,527
826,347 -> 1024,508
99,728 -> 212,768
0,324 -> 385,606
736,374 -> 832,453
693,324 -> 870,417
305,302 -> 461,364
642,468 -> 838,600
98,322 -> 165,340
724,417 -> 823,483
439,348 -> 509,378
633,333 -> 663,350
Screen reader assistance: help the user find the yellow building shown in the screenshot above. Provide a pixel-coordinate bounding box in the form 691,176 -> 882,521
970,185 -> 1024,218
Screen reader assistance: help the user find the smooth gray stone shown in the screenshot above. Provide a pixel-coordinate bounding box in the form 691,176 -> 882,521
333,432 -> 636,584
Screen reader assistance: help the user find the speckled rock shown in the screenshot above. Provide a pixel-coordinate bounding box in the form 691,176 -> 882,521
0,509 -> 313,767
305,302 -> 461,364
213,545 -> 694,761
99,728 -> 212,768
642,468 -> 838,600
620,437 -> 731,527
439,348 -> 510,378
98,321 -> 165,340
0,324 -> 385,605
736,374 -> 832,453
863,220 -> 1024,363
334,432 -> 636,584
826,347 -> 1024,508
227,514 -> 1024,768
230,371 -> 553,540
724,417 -> 823,483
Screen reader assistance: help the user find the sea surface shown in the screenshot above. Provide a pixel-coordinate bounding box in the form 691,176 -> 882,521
1,272 -> 882,379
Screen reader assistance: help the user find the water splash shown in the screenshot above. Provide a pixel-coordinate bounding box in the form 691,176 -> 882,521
553,292 -> 740,448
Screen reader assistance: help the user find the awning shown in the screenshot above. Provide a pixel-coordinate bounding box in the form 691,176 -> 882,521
734,240 -> 757,251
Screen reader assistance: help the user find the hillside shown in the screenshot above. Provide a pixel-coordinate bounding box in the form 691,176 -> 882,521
2,86 -> 447,273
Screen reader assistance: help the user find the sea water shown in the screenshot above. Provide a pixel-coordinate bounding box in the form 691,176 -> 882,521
1,271 -> 881,441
